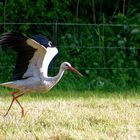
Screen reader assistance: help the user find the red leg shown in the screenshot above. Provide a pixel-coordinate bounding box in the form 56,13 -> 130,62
12,94 -> 24,117
10,91 -> 19,94
4,97 -> 14,117
4,92 -> 25,117
11,91 -> 24,117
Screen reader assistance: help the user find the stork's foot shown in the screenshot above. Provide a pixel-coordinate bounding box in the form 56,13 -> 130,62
3,104 -> 24,118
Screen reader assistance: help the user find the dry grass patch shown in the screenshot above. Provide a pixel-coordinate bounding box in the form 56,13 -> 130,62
0,91 -> 139,140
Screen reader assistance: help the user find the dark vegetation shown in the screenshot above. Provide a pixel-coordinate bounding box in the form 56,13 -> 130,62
0,0 -> 140,91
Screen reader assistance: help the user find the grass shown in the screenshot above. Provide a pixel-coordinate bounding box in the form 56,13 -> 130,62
0,88 -> 140,140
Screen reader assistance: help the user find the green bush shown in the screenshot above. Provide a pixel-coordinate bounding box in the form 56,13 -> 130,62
0,0 -> 140,91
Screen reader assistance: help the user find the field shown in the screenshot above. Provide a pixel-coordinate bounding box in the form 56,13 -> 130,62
0,89 -> 140,140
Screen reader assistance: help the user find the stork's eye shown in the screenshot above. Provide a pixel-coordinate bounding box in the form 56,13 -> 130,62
65,64 -> 69,67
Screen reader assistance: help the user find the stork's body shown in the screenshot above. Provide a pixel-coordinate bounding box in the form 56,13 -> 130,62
0,32 -> 82,117
0,63 -> 67,92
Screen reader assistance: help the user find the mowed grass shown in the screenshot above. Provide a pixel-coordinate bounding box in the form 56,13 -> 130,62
0,89 -> 140,140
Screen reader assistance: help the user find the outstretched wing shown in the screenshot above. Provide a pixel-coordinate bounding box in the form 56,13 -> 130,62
0,32 -> 58,80
25,35 -> 58,78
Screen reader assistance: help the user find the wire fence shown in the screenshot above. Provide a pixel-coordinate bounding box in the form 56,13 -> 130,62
1,22 -> 140,26
0,22 -> 140,89
0,22 -> 140,70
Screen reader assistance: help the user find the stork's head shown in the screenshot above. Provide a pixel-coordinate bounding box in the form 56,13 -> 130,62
61,62 -> 83,76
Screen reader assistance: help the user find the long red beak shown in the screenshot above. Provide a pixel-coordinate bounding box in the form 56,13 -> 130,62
68,66 -> 83,76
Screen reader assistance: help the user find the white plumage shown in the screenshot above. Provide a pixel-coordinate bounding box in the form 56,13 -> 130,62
25,39 -> 58,78
0,32 -> 83,117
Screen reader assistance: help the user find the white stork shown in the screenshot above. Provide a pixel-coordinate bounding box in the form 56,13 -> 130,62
0,32 -> 83,117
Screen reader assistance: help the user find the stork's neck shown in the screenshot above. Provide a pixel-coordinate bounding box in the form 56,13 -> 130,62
43,66 -> 65,84
54,67 -> 65,83
43,66 -> 65,87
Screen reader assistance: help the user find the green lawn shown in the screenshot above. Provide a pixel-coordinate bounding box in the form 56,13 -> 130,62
0,89 -> 140,140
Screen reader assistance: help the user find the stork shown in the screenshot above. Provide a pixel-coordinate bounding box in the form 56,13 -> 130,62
0,32 -> 83,117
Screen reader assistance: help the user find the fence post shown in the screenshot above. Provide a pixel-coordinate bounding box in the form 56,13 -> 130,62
50,22 -> 58,75
53,22 -> 58,46
3,0 -> 8,32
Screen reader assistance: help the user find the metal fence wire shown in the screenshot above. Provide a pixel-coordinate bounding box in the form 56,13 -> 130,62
0,23 -> 140,87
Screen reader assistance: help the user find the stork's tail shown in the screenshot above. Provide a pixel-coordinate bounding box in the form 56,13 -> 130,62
0,82 -> 16,89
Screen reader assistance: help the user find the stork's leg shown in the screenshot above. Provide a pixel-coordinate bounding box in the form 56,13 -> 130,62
12,94 -> 24,117
9,91 -> 25,116
4,91 -> 18,117
4,91 -> 25,117
9,91 -> 22,110
4,96 -> 15,117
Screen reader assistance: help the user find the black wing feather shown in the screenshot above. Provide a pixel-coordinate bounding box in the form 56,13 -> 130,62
32,34 -> 55,48
0,32 -> 36,80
